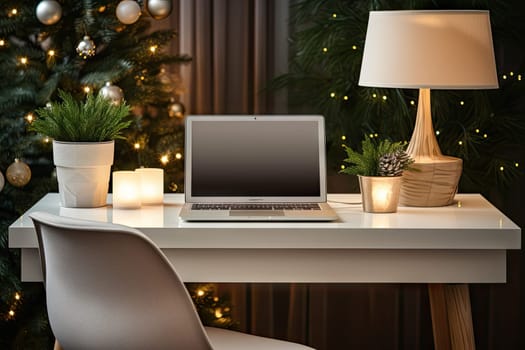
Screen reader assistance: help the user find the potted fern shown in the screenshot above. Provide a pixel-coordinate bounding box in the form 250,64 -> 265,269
341,137 -> 414,213
32,90 -> 131,208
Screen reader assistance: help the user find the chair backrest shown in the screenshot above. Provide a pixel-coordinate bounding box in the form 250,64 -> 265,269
30,211 -> 214,350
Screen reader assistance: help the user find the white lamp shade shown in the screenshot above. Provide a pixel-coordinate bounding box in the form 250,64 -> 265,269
359,10 -> 498,89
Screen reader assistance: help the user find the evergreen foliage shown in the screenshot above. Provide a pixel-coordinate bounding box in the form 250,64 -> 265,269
273,0 -> 525,191
32,90 -> 132,142
0,1 -> 190,346
341,137 -> 412,176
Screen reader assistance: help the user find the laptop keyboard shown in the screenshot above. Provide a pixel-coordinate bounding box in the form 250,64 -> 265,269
192,203 -> 321,210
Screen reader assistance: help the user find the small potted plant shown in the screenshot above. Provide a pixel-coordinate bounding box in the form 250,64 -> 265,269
341,137 -> 414,213
31,90 -> 131,208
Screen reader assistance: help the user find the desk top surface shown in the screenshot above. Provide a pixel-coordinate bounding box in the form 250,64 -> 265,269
9,193 -> 521,250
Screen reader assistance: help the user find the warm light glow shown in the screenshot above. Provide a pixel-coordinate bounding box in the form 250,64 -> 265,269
0,39 -> 5,46
215,308 -> 223,318
135,168 -> 164,205
340,164 -> 345,170
48,50 -> 55,57
410,100 -> 415,105
149,45 -> 158,53
98,6 -> 107,12
19,57 -> 28,65
175,153 -> 182,160
518,75 -> 522,81
458,141 -> 463,145
457,201 -> 462,208
197,290 -> 205,297
372,93 -> 377,98
83,86 -> 91,93
329,92 -> 336,98
134,143 -> 140,150
343,95 -> 348,100
341,135 -> 346,140
460,101 -> 465,106
509,71 -> 514,76
10,8 -> 18,15
8,310 -> 14,317
483,133 -> 488,138
435,130 -> 440,135
322,47 -> 328,53
499,166 -> 504,171
25,113 -> 34,123
502,75 -> 507,80
43,137 -> 50,143
475,128 -> 480,133
515,162 -> 519,167
332,13 -> 337,18
382,95 -> 387,101
352,45 -> 357,50
213,297 -> 219,302
15,293 -> 20,300
160,154 -> 169,165
112,171 -> 142,209
140,76 -> 145,81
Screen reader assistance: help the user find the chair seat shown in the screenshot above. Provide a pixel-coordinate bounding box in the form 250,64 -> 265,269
205,327 -> 314,350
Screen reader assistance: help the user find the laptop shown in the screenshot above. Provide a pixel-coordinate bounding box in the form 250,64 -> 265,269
179,115 -> 338,221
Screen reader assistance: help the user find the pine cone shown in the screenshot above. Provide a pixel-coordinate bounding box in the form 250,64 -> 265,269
378,150 -> 412,176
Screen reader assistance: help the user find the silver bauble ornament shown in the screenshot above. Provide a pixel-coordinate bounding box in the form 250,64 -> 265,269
6,159 -> 31,187
36,0 -> 62,25
0,170 -> 4,192
99,82 -> 124,105
168,101 -> 185,119
116,1 -> 142,25
76,35 -> 96,59
146,0 -> 173,20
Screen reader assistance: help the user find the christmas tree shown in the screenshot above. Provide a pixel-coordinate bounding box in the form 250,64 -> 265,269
273,0 -> 525,191
0,1 -> 232,347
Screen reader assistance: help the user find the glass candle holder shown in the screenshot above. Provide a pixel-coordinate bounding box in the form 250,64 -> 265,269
112,171 -> 141,209
135,168 -> 164,205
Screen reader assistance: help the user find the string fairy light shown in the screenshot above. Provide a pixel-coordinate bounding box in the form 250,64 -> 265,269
343,95 -> 349,100
322,47 -> 328,53
340,164 -> 345,170
332,13 -> 337,18
435,130 -> 440,135
197,289 -> 205,297
134,142 -> 140,150
0,39 -> 5,47
19,57 -> 28,65
329,92 -> 336,98
352,45 -> 357,50
160,154 -> 169,165
149,45 -> 158,53
341,135 -> 346,141
460,101 -> 465,106
175,152 -> 182,160
25,113 -> 34,123
47,49 -> 56,57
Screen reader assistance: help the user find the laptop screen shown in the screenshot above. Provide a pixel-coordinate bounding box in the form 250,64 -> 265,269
185,115 -> 327,202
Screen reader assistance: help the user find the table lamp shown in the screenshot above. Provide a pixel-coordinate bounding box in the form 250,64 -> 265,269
359,10 -> 498,206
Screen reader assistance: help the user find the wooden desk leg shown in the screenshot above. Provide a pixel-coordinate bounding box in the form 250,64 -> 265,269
54,339 -> 63,350
428,284 -> 476,350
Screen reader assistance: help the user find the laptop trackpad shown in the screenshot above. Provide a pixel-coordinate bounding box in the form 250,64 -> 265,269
230,210 -> 285,216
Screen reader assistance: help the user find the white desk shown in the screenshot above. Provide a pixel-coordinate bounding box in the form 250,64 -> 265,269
8,193 -> 521,350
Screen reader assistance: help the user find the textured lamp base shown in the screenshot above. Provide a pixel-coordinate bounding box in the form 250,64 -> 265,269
400,156 -> 462,207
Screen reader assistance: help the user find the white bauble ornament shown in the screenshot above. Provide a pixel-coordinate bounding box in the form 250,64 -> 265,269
0,170 -> 4,192
36,0 -> 62,25
99,82 -> 124,105
76,35 -> 96,59
116,1 -> 142,25
6,159 -> 31,187
146,0 -> 173,20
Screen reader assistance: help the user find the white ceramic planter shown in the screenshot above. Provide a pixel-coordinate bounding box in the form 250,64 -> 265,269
53,140 -> 114,208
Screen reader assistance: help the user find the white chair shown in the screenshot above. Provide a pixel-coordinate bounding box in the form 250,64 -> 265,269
30,211 -> 314,350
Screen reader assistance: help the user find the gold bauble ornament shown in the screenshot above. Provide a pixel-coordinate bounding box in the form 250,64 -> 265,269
145,0 -> 173,20
168,101 -> 185,119
6,158 -> 31,187
116,0 -> 142,24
